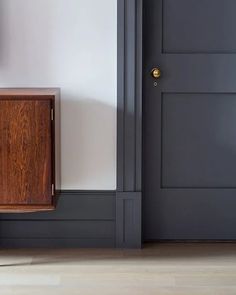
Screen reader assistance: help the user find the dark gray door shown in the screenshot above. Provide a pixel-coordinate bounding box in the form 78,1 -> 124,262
143,0 -> 236,240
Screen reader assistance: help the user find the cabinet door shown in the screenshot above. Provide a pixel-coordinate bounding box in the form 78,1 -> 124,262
0,99 -> 52,205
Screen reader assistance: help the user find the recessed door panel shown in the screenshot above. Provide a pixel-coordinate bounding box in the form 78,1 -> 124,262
162,93 -> 236,188
163,0 -> 236,53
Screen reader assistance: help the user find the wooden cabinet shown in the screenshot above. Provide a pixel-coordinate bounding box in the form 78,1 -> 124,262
0,89 -> 60,213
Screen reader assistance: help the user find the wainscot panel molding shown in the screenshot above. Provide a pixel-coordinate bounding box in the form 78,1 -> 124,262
0,191 -> 116,248
116,0 -> 143,248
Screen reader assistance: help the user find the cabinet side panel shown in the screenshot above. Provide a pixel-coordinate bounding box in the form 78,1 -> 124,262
54,91 -> 61,192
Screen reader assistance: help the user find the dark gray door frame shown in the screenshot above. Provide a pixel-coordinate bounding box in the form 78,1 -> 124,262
116,0 -> 143,248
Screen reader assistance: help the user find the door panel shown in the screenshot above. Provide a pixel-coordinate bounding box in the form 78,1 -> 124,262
0,100 -> 52,205
162,93 -> 236,188
145,189 -> 236,239
143,0 -> 236,240
163,0 -> 236,53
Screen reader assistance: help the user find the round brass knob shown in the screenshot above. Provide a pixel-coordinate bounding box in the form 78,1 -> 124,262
151,68 -> 161,79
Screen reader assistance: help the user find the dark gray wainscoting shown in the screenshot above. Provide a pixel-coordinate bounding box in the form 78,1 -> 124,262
0,191 -> 116,248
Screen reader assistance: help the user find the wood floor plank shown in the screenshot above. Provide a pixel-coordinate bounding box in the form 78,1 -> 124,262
0,244 -> 236,294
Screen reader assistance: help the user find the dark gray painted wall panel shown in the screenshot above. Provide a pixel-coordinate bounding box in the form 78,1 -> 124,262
0,220 -> 115,239
0,191 -> 116,248
163,0 -> 236,53
0,191 -> 116,220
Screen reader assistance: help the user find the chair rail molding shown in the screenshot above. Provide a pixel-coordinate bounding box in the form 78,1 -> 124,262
116,0 -> 143,248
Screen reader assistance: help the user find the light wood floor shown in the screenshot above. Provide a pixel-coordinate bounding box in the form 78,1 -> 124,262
1,243 -> 236,294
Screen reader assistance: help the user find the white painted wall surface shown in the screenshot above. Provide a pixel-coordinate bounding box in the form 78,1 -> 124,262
0,0 -> 117,189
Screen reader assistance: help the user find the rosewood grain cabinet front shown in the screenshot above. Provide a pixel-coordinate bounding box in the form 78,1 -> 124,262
0,89 -> 60,213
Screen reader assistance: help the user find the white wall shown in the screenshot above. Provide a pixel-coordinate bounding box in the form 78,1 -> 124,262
0,0 -> 117,190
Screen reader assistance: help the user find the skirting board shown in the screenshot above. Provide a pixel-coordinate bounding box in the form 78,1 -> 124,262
0,191 -> 116,248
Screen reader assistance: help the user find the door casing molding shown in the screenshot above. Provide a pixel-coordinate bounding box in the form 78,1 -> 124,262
116,0 -> 143,248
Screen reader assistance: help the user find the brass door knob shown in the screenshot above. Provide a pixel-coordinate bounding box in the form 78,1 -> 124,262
151,68 -> 161,79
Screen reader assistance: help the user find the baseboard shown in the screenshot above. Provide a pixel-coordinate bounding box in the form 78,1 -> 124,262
0,190 -> 116,248
0,238 -> 115,248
